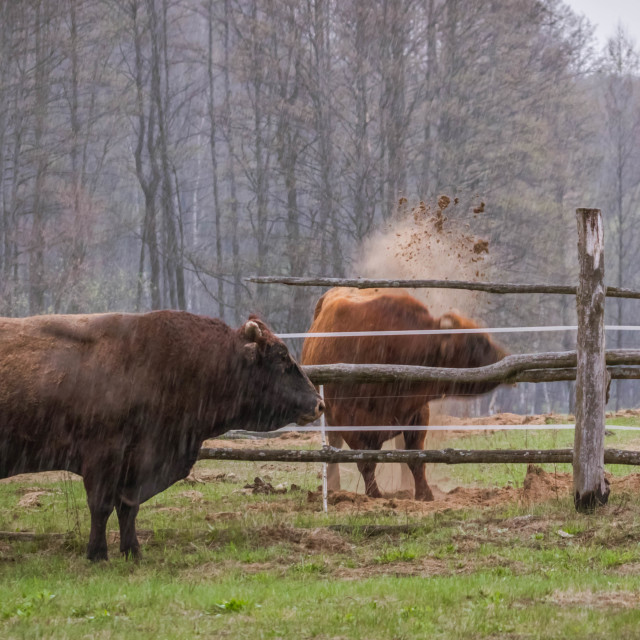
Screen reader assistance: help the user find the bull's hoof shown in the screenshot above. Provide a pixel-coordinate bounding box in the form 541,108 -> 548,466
121,546 -> 141,561
365,489 -> 383,499
415,491 -> 434,502
87,547 -> 109,562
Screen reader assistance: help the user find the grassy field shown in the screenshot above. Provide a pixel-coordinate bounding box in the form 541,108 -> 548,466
2,418 -> 640,639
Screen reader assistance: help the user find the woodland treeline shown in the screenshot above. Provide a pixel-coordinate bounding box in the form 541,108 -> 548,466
1,0 -> 640,411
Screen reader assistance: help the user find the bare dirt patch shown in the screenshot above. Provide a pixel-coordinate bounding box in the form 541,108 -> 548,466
300,465 -> 624,515
204,432 -> 320,450
17,490 -> 53,508
0,471 -> 81,485
257,524 -> 352,553
548,589 -> 640,609
611,562 -> 640,576
334,557 -> 452,580
177,490 -> 204,503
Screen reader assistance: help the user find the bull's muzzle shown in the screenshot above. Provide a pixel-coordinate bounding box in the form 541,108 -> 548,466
298,397 -> 325,425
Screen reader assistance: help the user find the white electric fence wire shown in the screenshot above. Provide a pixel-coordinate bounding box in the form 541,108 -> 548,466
278,424 -> 640,432
277,325 -> 640,339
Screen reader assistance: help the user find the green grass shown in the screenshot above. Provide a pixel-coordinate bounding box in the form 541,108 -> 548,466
430,418 -> 640,489
2,418 -> 640,639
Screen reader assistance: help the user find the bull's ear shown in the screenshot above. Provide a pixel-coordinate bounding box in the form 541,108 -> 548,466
439,314 -> 456,330
243,342 -> 258,363
244,320 -> 263,343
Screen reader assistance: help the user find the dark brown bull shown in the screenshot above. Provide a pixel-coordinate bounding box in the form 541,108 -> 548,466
301,288 -> 506,501
0,311 -> 323,560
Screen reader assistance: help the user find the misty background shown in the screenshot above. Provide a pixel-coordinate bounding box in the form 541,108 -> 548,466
1,0 -> 640,414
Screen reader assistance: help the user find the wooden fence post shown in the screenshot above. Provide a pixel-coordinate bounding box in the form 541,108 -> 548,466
574,208 -> 610,512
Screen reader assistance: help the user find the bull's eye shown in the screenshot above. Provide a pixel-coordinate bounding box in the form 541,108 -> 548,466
272,346 -> 291,366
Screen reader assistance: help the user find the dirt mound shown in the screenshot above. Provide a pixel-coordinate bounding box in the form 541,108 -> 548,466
301,466 -> 578,514
519,466 -> 640,504
522,464 -> 572,503
327,490 -> 373,506
610,473 -> 640,493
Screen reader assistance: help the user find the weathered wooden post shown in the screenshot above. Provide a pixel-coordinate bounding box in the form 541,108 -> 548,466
574,208 -> 610,512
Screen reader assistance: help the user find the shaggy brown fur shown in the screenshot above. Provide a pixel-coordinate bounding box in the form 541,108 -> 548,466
301,288 -> 505,501
0,310 -> 323,560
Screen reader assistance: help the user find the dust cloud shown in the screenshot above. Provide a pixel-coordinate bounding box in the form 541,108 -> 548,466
349,197 -> 496,491
355,197 -> 491,318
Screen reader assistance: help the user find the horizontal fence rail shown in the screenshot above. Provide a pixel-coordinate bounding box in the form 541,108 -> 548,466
198,446 -> 640,465
302,350 -> 640,385
221,423 -> 640,435
247,276 -> 640,299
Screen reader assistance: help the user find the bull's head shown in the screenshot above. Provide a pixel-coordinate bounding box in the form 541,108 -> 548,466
435,312 -> 508,396
239,317 -> 324,430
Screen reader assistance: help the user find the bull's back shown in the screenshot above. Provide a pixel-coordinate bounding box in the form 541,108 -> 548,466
301,288 -> 434,366
0,314 -> 138,406
0,314 -> 153,476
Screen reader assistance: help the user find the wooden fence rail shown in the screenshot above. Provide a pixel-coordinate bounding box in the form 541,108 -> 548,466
246,275 -> 640,299
198,446 -> 640,466
303,350 -> 640,385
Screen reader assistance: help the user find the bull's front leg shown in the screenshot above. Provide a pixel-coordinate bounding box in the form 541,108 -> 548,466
82,472 -> 115,561
326,431 -> 344,491
404,419 -> 433,502
356,460 -> 383,498
115,501 -> 140,560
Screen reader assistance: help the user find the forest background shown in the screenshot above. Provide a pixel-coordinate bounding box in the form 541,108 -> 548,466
1,0 -> 639,412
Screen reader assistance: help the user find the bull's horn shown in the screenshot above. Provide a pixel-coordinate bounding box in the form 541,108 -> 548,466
244,320 -> 262,342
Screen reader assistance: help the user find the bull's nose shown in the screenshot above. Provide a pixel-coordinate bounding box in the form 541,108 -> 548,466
317,399 -> 326,415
